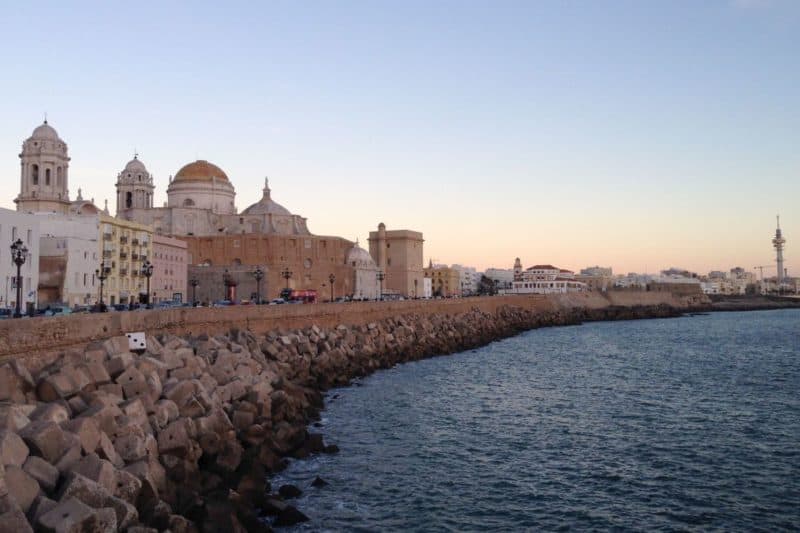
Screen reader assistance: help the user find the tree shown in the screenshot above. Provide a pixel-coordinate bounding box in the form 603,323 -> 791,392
477,275 -> 497,296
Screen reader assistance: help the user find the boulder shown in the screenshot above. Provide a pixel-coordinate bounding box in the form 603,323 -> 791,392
23,456 -> 59,492
105,353 -> 134,379
157,418 -> 196,457
0,506 -> 33,533
36,497 -> 97,533
4,465 -> 39,513
278,484 -> 302,499
60,418 -> 100,455
95,432 -> 124,468
70,453 -> 117,494
36,373 -> 80,402
18,421 -> 65,463
112,469 -> 142,505
0,404 -> 30,432
311,475 -> 328,488
0,431 -> 29,467
273,505 -> 309,527
29,403 -> 70,425
57,472 -> 138,530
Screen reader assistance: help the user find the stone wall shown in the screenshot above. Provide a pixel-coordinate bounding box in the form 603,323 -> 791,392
0,290 -> 704,373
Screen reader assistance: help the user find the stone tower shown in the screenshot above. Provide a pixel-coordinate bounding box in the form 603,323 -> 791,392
16,120 -> 71,214
514,257 -> 523,281
115,154 -> 154,215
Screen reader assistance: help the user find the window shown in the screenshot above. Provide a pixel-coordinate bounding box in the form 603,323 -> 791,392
83,273 -> 87,286
45,168 -> 51,185
126,192 -> 132,208
183,198 -> 195,207
32,165 -> 39,185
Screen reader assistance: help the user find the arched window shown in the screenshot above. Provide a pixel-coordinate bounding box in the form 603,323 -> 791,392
45,168 -> 51,186
125,192 -> 133,208
183,198 -> 195,207
32,165 -> 39,185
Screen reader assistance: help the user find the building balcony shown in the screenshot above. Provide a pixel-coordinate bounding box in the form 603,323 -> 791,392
119,251 -> 128,259
132,238 -> 139,245
120,235 -> 128,244
131,253 -> 139,260
120,269 -> 128,276
102,250 -> 113,258
103,233 -> 113,241
139,255 -> 147,262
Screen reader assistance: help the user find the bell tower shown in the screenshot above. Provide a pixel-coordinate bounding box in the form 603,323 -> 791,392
16,120 -> 71,213
115,153 -> 155,216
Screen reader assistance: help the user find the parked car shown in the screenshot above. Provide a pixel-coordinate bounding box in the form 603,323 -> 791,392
43,305 -> 73,317
213,300 -> 235,307
269,298 -> 286,305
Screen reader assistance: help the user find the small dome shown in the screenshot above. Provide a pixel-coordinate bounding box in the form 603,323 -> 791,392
241,200 -> 291,216
347,244 -> 377,268
124,156 -> 147,173
173,160 -> 230,184
31,121 -> 60,141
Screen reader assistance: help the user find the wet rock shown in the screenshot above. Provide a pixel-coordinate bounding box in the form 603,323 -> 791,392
311,476 -> 328,488
273,504 -> 309,527
277,484 -> 302,499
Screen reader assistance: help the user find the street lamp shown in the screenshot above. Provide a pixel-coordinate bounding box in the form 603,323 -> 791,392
190,278 -> 199,306
252,266 -> 264,304
141,260 -> 154,308
328,273 -> 335,302
10,239 -> 28,318
376,270 -> 385,301
281,267 -> 292,290
95,261 -> 109,312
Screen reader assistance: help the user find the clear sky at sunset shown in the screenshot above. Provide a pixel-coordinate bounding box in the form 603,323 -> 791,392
0,0 -> 797,275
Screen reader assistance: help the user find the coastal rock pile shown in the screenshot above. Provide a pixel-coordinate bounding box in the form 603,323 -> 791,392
0,303 -> 679,531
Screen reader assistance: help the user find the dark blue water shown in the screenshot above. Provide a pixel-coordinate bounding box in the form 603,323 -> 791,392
275,310 -> 800,531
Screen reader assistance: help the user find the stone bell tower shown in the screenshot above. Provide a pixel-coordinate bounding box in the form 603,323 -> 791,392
115,153 -> 155,216
16,120 -> 71,214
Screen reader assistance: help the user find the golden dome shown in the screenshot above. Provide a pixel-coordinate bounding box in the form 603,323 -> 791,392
173,160 -> 230,184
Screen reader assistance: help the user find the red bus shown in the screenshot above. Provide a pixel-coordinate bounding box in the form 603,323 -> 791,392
280,288 -> 318,303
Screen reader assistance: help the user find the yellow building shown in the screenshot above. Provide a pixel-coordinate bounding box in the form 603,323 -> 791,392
99,214 -> 153,306
423,262 -> 461,297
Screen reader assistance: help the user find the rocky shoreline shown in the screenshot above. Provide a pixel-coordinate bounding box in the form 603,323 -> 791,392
0,303 -> 684,532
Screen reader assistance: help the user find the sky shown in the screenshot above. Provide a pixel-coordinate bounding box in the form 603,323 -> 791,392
0,0 -> 798,276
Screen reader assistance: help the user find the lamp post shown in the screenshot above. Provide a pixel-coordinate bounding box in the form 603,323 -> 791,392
10,239 -> 28,318
376,270 -> 385,301
95,261 -> 109,312
252,266 -> 264,304
328,273 -> 335,302
141,260 -> 154,308
190,278 -> 199,306
281,267 -> 292,290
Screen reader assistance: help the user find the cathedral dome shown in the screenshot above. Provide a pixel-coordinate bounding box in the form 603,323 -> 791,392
347,243 -> 377,268
173,160 -> 230,184
30,121 -> 60,141
124,156 -> 147,173
241,178 -> 291,216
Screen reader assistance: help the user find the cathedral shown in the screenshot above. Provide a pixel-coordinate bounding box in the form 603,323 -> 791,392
11,119 -> 421,303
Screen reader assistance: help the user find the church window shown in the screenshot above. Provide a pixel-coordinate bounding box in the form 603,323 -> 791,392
233,240 -> 240,248
137,175 -> 142,181
183,198 -> 195,207
126,192 -> 133,208
250,222 -> 259,232
32,165 -> 39,185
239,218 -> 244,225
304,259 -> 312,269
45,168 -> 51,185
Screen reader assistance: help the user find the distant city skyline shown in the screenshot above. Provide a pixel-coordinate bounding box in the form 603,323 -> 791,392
1,1 -> 797,275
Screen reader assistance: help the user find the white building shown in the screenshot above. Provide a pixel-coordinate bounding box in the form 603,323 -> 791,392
452,264 -> 479,296
0,208 -> 41,311
37,214 -> 101,307
484,267 -> 514,290
423,277 -> 432,298
509,262 -> 586,294
346,241 -> 380,300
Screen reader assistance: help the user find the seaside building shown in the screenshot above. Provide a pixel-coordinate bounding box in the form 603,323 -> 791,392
484,267 -> 514,291
451,264 -> 479,296
151,235 -> 188,304
368,223 -> 425,298
509,262 -> 586,294
346,241 -> 379,300
0,208 -> 40,311
99,214 -> 153,306
37,214 -> 100,307
580,266 -> 612,277
423,261 -> 461,297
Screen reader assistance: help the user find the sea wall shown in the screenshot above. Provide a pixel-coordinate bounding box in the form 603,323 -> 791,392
0,290 -> 702,372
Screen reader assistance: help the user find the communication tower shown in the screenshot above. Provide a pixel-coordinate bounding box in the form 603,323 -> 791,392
772,215 -> 786,286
